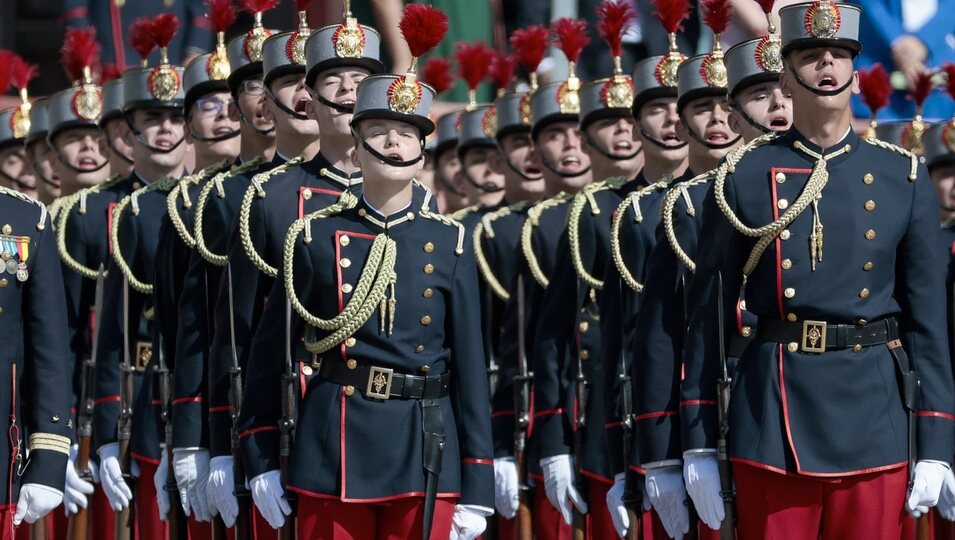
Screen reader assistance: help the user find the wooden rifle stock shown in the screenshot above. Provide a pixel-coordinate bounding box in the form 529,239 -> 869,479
514,276 -> 533,540
226,264 -> 252,540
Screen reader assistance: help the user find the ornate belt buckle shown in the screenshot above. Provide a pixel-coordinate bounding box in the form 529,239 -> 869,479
135,342 -> 153,372
801,321 -> 827,353
366,366 -> 393,400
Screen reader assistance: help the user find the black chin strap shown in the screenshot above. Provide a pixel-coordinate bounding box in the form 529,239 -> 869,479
462,169 -> 505,193
314,94 -> 355,114
33,168 -> 60,188
639,128 -> 689,151
539,155 -> 591,178
124,115 -> 186,154
732,102 -> 773,134
436,173 -> 466,197
582,132 -> 642,162
503,157 -> 542,182
236,107 -> 276,135
788,65 -> 854,97
106,138 -> 135,164
265,86 -> 311,121
0,171 -> 35,192
51,145 -> 109,175
684,123 -> 743,151
188,126 -> 242,143
352,128 -> 424,168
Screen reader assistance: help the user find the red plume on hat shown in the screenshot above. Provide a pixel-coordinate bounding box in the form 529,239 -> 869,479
130,17 -> 157,67
902,70 -> 935,153
454,41 -> 493,109
858,63 -> 890,133
489,51 -> 516,96
0,50 -> 14,96
207,0 -> 236,78
510,25 -> 548,89
399,4 -> 448,72
943,62 -> 955,102
652,0 -> 691,57
702,0 -> 733,37
422,57 -> 453,96
9,54 -> 37,96
597,1 -> 635,74
61,27 -> 101,86
241,0 -> 279,15
151,13 -> 180,65
100,63 -> 122,83
552,18 -> 589,78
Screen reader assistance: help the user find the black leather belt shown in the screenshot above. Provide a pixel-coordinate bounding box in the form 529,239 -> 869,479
756,317 -> 898,353
318,359 -> 450,400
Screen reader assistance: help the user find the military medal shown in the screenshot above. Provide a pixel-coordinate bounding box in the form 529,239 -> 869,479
16,262 -> 28,282
5,259 -> 17,275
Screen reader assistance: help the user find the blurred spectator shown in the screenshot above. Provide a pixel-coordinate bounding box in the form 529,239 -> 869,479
853,0 -> 955,120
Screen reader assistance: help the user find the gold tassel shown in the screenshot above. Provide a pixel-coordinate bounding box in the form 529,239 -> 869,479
388,280 -> 397,336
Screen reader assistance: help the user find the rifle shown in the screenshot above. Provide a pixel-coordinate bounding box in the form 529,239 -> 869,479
67,266 -> 105,540
485,285 -> 499,399
225,263 -> 251,539
570,281 -> 590,540
513,275 -> 533,540
157,333 -> 188,539
278,299 -> 297,540
618,278 -> 642,540
115,276 -> 135,540
716,273 -> 736,539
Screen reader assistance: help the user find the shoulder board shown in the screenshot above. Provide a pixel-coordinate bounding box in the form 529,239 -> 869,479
193,158 -> 265,266
168,160 -> 233,248
449,203 -> 481,221
418,209 -> 466,255
0,186 -> 47,230
864,137 -> 918,181
238,156 -> 306,277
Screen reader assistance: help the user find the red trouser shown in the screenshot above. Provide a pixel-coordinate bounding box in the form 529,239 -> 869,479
533,483 -> 571,540
734,461 -> 907,539
135,459 -> 168,540
295,493 -> 456,539
91,484 -> 117,538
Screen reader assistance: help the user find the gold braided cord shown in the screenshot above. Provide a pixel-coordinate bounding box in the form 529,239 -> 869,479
55,174 -> 124,280
419,210 -> 466,254
449,203 -> 480,221
521,192 -> 571,288
473,219 -> 509,301
567,177 -> 628,291
608,179 -> 672,292
864,137 -> 918,181
167,160 -> 232,248
49,197 -> 67,224
713,133 -> 854,277
110,176 -> 179,294
662,172 -> 714,274
194,158 -> 264,266
237,156 -> 305,277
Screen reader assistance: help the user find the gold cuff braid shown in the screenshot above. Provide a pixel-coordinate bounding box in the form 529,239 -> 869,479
28,433 -> 71,455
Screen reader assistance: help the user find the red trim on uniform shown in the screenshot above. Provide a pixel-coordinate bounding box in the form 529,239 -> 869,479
335,230 -> 377,360
731,456 -> 907,478
491,410 -> 514,417
151,399 -> 162,405
736,298 -> 744,333
288,485 -> 461,502
769,167 -> 811,319
778,343 -> 803,471
172,397 -> 203,404
633,410 -> 678,421
130,453 -> 161,465
917,411 -> 955,421
528,472 -> 543,482
94,395 -> 120,405
209,405 -> 233,413
628,464 -> 647,475
604,421 -> 623,428
950,241 -> 955,256
193,16 -> 212,30
299,187 -> 342,219
108,1 -> 125,69
580,469 -> 613,484
533,408 -> 565,417
60,6 -> 88,23
462,458 -> 492,465
238,425 -> 278,439
299,361 -> 306,400
680,399 -> 717,407
340,392 -> 347,498
71,407 -> 78,414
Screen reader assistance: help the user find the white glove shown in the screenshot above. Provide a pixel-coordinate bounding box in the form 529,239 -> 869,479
250,470 -> 291,529
938,467 -> 955,521
14,484 -> 64,525
154,450 -> 171,521
646,465 -> 690,539
906,460 -> 951,516
449,504 -> 492,540
98,443 -> 133,511
173,448 -> 213,522
606,473 -> 630,539
64,446 -> 95,516
89,458 -> 99,484
493,457 -> 519,519
207,456 -> 239,527
540,454 -> 588,525
683,451 -> 724,531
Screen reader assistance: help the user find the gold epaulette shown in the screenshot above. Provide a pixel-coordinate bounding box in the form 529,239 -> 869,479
110,176 -> 180,294
55,173 -> 123,281
473,202 -> 527,302
568,177 -> 629,291
863,137 -> 919,181
0,186 -> 47,231
194,157 -> 264,266
238,156 -> 306,277
283,191 -> 396,354
661,172 -> 715,274
167,160 -> 232,248
521,192 -> 572,288
608,177 -> 676,292
449,203 -> 480,221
